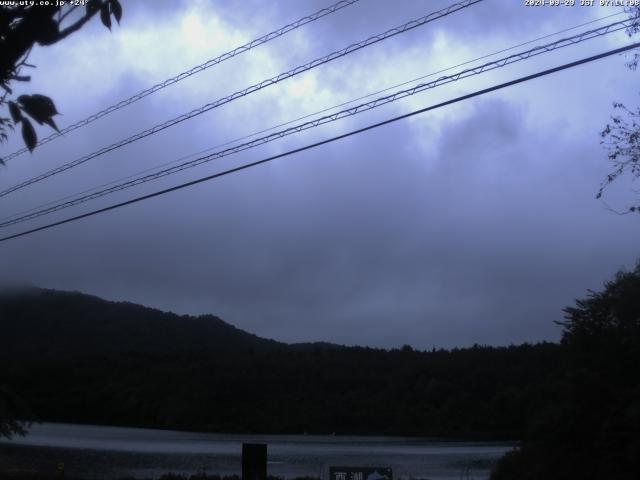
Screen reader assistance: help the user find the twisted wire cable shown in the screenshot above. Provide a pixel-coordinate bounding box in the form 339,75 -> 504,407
0,17 -> 630,229
1,0 -> 361,163
0,0 -> 483,199
1,41 -> 638,243
1,11 -> 621,225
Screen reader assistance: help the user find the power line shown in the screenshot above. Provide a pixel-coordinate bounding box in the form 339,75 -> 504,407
0,17 -> 631,229
1,11 -> 623,225
1,0 -> 362,164
1,41 -> 637,244
0,0 -> 483,199
0,12 -> 622,228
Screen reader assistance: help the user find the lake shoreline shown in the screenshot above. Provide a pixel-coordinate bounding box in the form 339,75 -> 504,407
8,420 -> 520,443
12,420 -> 521,443
0,423 -> 516,480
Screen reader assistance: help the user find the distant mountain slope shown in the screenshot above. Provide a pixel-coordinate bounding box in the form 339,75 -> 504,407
0,286 -> 562,438
0,287 -> 283,359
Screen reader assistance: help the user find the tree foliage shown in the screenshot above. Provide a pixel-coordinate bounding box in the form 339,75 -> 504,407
559,261 -> 640,342
0,0 -> 123,162
598,7 -> 640,213
0,385 -> 31,439
491,262 -> 640,480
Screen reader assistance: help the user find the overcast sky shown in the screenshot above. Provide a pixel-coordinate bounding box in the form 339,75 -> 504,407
1,0 -> 639,349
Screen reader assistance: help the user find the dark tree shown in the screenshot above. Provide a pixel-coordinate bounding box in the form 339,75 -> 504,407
491,261 -> 640,480
559,261 -> 640,342
0,0 -> 122,160
0,385 -> 31,439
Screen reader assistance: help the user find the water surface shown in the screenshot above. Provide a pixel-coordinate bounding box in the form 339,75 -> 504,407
0,423 -> 515,480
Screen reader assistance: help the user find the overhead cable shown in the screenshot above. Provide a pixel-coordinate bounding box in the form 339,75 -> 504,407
0,0 -> 483,198
1,41 -> 638,243
1,10 -> 622,225
0,17 -> 631,229
0,0 -> 362,163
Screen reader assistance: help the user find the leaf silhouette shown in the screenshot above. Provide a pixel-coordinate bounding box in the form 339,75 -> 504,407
8,101 -> 22,123
100,3 -> 111,30
35,16 -> 60,45
86,0 -> 101,15
110,0 -> 122,24
21,118 -> 37,152
43,117 -> 60,133
17,94 -> 59,126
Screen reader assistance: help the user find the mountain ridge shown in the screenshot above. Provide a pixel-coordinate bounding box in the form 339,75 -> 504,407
0,285 -> 561,438
0,286 -> 295,358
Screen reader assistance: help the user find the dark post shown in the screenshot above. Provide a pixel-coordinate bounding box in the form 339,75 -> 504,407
242,443 -> 267,480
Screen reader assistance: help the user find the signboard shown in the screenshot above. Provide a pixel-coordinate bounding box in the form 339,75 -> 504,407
329,467 -> 392,480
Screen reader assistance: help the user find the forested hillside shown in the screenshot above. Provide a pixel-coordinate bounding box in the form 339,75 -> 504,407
491,262 -> 640,480
0,287 -> 283,358
0,287 -> 560,438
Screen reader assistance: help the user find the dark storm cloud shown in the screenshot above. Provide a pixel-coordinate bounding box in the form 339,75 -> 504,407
0,0 -> 638,348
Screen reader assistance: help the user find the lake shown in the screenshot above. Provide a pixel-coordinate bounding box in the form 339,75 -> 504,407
0,423 -> 516,480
